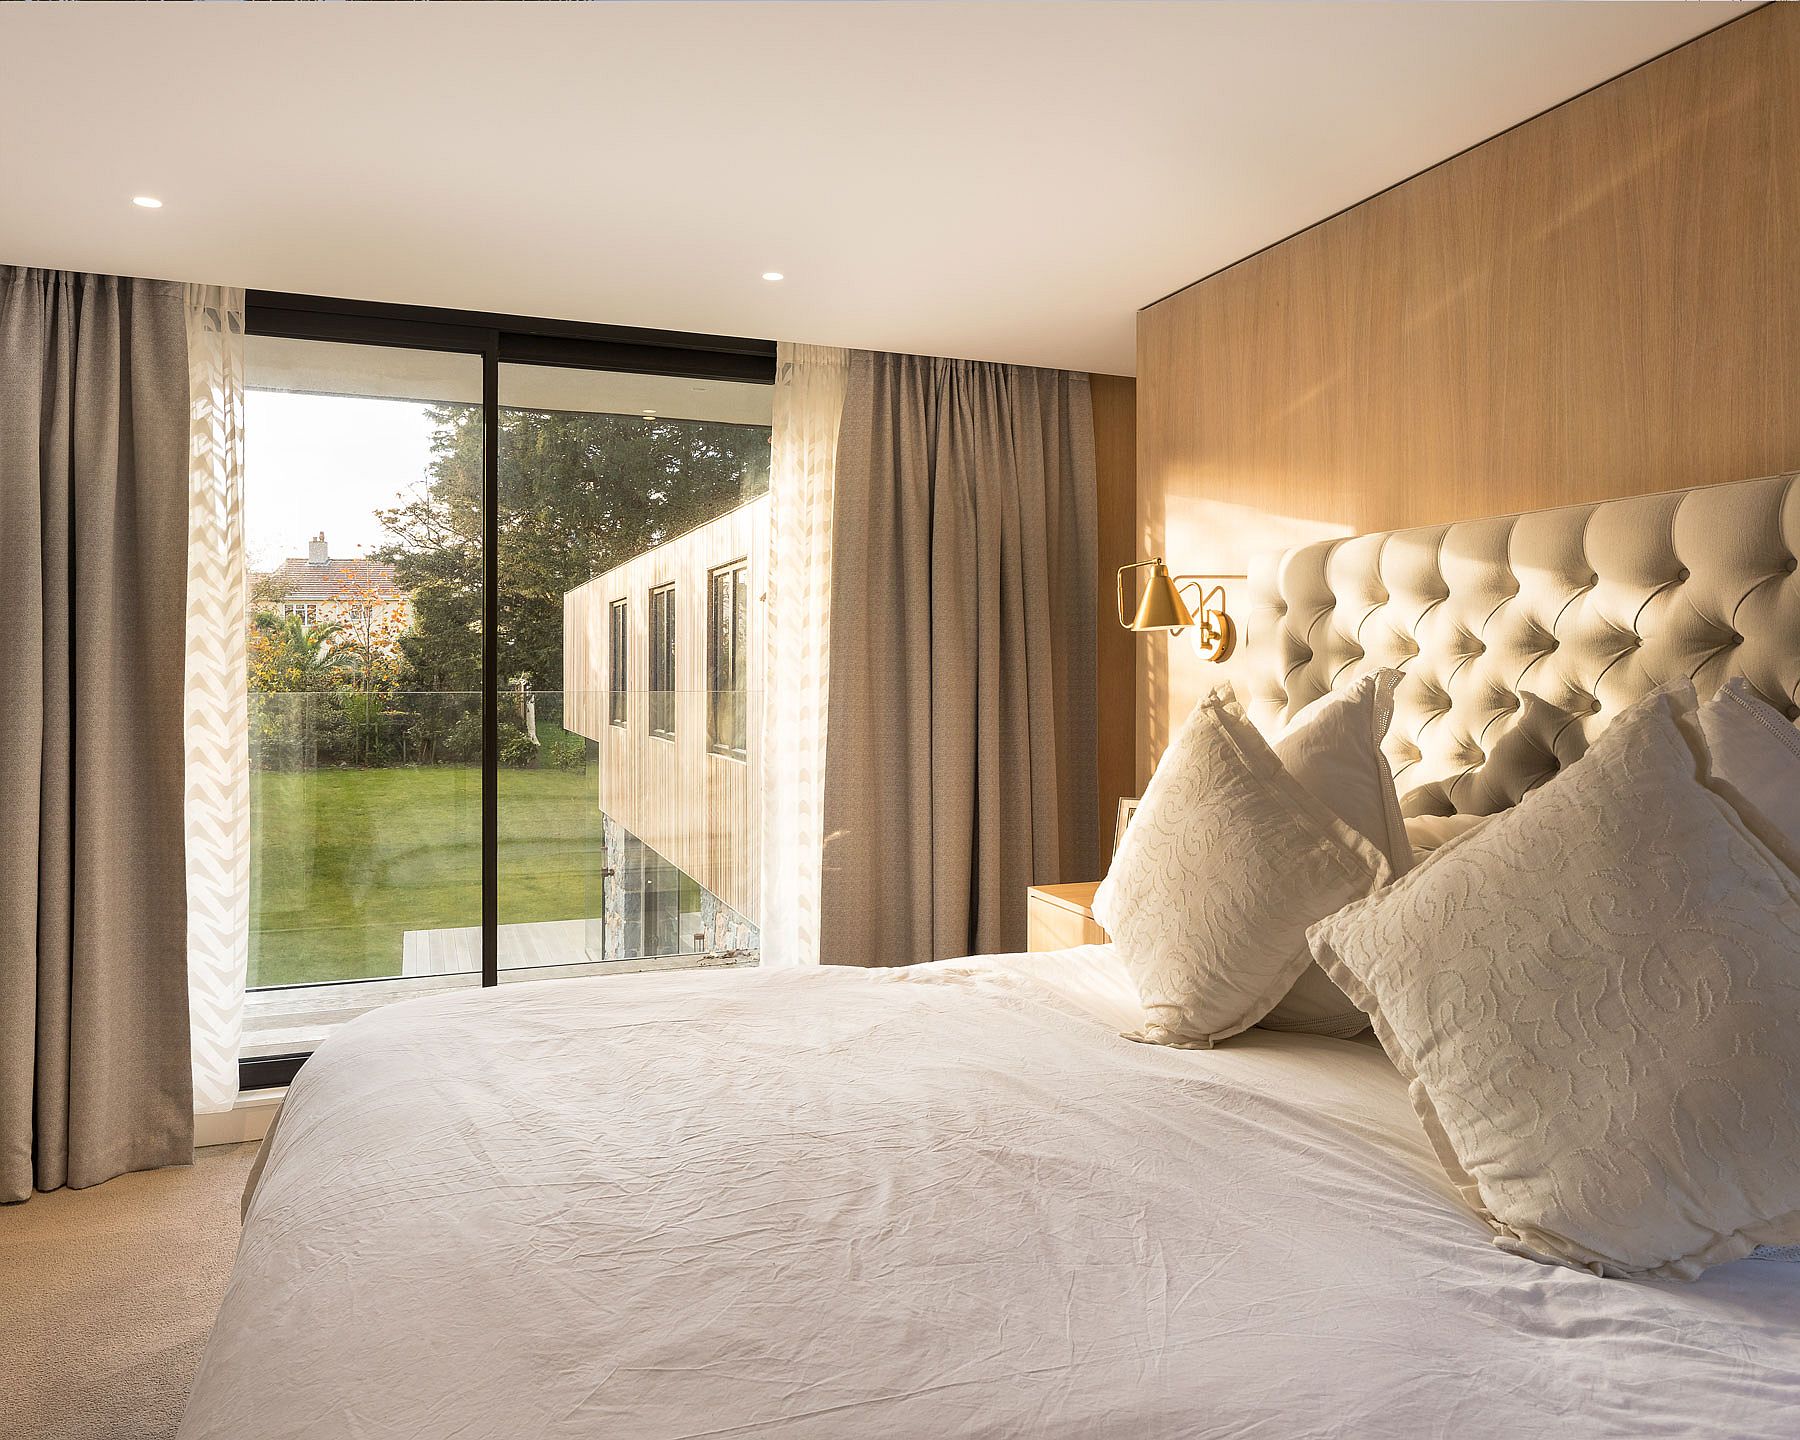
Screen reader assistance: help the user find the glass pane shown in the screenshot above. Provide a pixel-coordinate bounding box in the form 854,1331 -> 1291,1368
608,599 -> 628,727
243,335 -> 483,1056
732,565 -> 749,753
649,585 -> 676,739
497,364 -> 771,980
706,561 -> 749,758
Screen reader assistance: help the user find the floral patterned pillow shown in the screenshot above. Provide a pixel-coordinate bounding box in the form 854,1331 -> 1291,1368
1093,686 -> 1389,1048
1311,683 -> 1800,1279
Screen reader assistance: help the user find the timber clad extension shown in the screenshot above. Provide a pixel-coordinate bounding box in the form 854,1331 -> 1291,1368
564,496 -> 766,941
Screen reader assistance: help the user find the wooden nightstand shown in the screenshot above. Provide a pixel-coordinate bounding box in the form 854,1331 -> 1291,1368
1026,882 -> 1109,951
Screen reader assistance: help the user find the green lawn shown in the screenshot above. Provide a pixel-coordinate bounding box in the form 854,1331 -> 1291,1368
249,758 -> 604,987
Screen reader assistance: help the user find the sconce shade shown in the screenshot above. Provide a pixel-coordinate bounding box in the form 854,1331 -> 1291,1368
1117,559 -> 1239,661
1128,560 -> 1197,632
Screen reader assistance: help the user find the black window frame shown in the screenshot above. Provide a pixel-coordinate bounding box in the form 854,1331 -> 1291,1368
707,558 -> 749,759
608,598 -> 629,729
239,291 -> 773,1091
647,582 -> 677,740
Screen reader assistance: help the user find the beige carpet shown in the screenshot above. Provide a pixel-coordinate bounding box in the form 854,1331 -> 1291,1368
0,1143 -> 259,1440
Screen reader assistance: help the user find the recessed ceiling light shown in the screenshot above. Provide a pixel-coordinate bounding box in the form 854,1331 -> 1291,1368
761,271 -> 784,282
132,196 -> 163,209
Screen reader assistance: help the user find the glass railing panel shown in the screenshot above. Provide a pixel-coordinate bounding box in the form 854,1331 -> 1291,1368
496,687 -> 763,981
243,688 -> 485,1056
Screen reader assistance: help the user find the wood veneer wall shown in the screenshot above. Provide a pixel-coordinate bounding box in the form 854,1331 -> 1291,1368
1135,4 -> 1800,782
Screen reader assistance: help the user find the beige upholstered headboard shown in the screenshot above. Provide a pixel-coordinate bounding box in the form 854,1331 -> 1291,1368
1244,471 -> 1800,818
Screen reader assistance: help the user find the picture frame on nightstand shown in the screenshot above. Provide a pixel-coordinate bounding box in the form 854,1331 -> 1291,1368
1113,796 -> 1140,858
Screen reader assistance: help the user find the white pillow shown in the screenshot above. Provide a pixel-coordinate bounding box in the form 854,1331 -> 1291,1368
1310,682 -> 1800,1279
1694,679 -> 1800,1270
1093,686 -> 1388,1049
1257,671 -> 1411,1036
1697,676 -> 1800,868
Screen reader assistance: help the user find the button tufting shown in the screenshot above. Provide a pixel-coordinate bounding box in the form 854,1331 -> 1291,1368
1787,558 -> 1799,575
1676,567 -> 1691,582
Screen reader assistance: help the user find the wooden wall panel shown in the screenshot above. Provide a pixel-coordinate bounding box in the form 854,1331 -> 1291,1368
1135,5 -> 1800,783
564,498 -> 766,922
1088,373 -> 1137,864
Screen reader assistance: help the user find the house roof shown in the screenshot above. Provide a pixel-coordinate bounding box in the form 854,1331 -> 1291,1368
264,556 -> 406,603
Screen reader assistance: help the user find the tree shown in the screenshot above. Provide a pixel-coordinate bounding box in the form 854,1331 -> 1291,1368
245,613 -> 357,770
247,611 -> 358,694
249,571 -> 287,611
374,403 -> 770,703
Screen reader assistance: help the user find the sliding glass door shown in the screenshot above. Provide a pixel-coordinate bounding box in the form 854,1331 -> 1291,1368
495,364 -> 771,979
242,336 -> 484,1059
239,296 -> 774,1081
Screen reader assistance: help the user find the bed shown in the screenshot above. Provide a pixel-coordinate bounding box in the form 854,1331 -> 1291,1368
181,472 -> 1800,1438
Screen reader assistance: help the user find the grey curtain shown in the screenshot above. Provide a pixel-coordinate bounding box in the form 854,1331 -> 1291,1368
0,268 -> 194,1203
821,352 -> 1098,967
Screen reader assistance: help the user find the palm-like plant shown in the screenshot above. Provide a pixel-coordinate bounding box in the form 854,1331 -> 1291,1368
250,611 -> 358,691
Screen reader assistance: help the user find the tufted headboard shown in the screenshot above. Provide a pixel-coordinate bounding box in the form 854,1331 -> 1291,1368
1244,471 -> 1800,818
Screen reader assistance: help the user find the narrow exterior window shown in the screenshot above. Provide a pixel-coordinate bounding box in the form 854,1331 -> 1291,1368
608,598 -> 628,727
707,559 -> 749,757
649,583 -> 675,739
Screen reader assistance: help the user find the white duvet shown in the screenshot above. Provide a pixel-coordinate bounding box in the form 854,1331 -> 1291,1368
181,948 -> 1800,1438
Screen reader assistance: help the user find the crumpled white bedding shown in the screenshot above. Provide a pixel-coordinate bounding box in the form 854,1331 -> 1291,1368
180,947 -> 1800,1439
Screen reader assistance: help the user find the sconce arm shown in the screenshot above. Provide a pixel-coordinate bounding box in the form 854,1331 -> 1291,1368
1116,558 -> 1165,628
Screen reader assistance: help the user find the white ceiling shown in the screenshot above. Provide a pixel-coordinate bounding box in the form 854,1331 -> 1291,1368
0,2 -> 1746,375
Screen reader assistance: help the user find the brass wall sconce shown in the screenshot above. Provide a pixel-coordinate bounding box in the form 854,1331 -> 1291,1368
1116,558 -> 1237,663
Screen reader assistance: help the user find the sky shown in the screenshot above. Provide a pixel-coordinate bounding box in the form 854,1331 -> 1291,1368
244,389 -> 444,574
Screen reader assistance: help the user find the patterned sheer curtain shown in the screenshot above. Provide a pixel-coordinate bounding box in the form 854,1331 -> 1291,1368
183,285 -> 248,1113
759,343 -> 850,967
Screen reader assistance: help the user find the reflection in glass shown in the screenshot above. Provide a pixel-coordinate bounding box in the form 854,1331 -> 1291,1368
649,584 -> 676,740
608,599 -> 629,728
708,560 -> 749,758
497,365 -> 773,978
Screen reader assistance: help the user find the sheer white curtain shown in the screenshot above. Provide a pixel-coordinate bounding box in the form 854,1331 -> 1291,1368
183,284 -> 248,1113
759,343 -> 849,967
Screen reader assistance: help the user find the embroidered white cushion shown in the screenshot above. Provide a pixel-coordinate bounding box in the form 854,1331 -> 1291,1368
1258,670 -> 1411,1036
1310,683 -> 1800,1279
1093,686 -> 1389,1049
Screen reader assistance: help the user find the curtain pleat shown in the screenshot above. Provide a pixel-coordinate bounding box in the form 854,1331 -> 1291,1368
0,268 -> 194,1201
820,353 -> 1098,968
